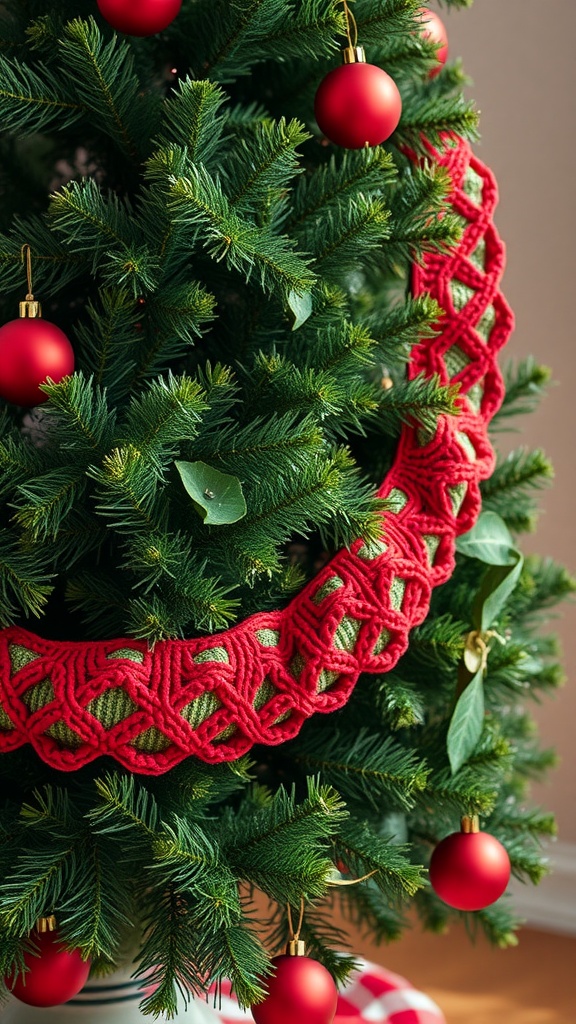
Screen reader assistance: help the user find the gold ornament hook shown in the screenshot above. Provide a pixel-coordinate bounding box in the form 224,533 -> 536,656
21,244 -> 33,299
328,867 -> 379,886
19,244 -> 42,319
341,0 -> 365,64
342,0 -> 358,48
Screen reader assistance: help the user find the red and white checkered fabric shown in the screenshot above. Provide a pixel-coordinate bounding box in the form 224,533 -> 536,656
211,958 -> 445,1024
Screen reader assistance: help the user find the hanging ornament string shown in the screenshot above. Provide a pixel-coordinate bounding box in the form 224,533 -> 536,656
286,899 -> 306,955
21,244 -> 34,303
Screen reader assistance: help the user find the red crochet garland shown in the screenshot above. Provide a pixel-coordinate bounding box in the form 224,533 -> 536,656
0,137 -> 514,774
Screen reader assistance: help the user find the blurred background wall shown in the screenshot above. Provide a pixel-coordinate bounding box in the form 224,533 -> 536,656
433,0 -> 576,929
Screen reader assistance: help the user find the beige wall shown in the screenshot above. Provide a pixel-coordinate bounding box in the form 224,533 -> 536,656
437,0 -> 576,843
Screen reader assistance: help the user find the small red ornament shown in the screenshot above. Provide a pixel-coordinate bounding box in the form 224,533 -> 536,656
0,318 -> 75,407
96,0 -> 182,36
252,953 -> 338,1024
6,919 -> 91,1007
314,48 -> 402,149
0,247 -> 74,407
419,8 -> 449,77
429,815 -> 511,911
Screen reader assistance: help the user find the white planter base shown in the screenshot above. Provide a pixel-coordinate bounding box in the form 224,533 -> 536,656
1,969 -> 225,1023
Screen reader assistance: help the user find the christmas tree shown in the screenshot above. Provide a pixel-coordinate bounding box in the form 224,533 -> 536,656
0,0 -> 572,1018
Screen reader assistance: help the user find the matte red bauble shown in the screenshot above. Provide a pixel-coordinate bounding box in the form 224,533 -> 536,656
7,929 -> 91,1007
252,954 -> 338,1024
96,0 -> 182,36
429,817 -> 511,911
314,61 -> 402,149
0,318 -> 75,406
419,7 -> 449,77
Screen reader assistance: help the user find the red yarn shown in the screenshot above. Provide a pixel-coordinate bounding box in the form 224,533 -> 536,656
0,138 -> 514,773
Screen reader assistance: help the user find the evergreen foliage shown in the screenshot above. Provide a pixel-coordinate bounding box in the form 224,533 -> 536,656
0,0 -> 571,1017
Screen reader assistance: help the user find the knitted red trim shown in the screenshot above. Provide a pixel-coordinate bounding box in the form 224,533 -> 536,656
0,137 -> 514,774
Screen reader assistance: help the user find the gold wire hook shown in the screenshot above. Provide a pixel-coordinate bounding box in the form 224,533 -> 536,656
342,0 -> 358,49
328,867 -> 379,886
21,244 -> 34,299
286,897 -> 305,942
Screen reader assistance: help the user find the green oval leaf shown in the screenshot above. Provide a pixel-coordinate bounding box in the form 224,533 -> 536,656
455,511 -> 516,566
474,553 -> 524,632
447,668 -> 485,775
288,289 -> 313,331
175,460 -> 247,526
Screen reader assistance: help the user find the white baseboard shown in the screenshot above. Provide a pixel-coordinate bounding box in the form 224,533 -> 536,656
509,840 -> 576,935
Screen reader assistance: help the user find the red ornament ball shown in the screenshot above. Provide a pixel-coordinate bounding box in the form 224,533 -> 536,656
419,8 -> 449,77
96,0 -> 182,36
314,62 -> 402,149
252,954 -> 338,1024
0,318 -> 75,407
429,827 -> 511,911
7,930 -> 91,1007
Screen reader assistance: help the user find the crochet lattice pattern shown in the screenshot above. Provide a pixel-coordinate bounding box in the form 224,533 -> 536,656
0,137 -> 514,774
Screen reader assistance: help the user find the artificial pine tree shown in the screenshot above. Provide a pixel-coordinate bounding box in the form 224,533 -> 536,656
0,0 -> 572,1020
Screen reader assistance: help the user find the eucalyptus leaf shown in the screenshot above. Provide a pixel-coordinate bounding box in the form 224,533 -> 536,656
447,668 -> 485,775
287,289 -> 313,331
455,511 -> 516,566
175,460 -> 247,526
473,553 -> 524,632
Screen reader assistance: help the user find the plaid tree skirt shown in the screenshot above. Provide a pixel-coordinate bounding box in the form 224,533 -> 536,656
213,958 -> 446,1024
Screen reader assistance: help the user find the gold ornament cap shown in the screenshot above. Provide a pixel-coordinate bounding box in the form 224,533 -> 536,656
19,297 -> 42,319
342,45 -> 366,64
285,938 -> 306,956
37,915 -> 57,933
461,814 -> 480,834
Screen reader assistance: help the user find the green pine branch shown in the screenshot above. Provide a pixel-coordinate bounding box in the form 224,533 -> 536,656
336,816 -> 425,900
223,780 -> 346,904
158,78 -> 228,167
376,373 -> 460,437
11,468 -> 88,543
58,18 -> 159,159
0,530 -> 54,625
49,178 -> 138,276
398,94 -> 479,154
189,0 -> 344,84
491,358 -> 552,429
156,156 -> 316,298
288,147 -> 396,235
289,726 -> 429,812
481,447 -> 553,533
223,117 -> 309,220
363,293 -> 442,369
382,164 -> 462,270
0,53 -> 83,133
